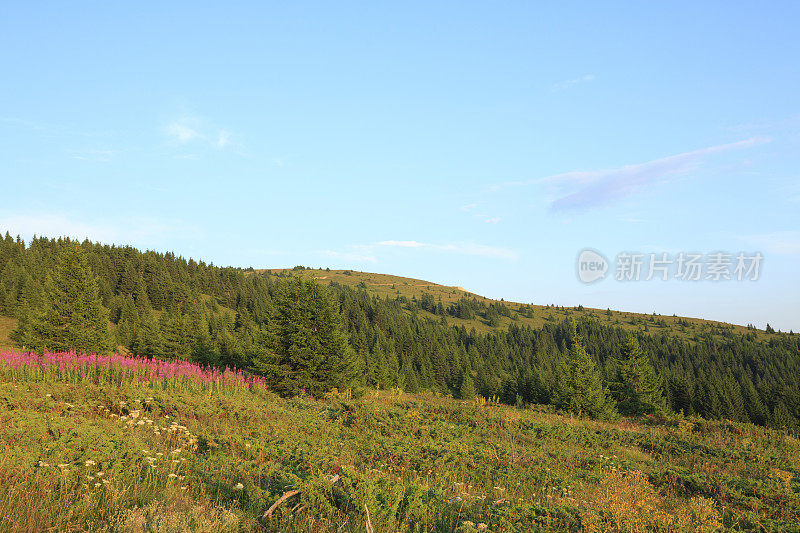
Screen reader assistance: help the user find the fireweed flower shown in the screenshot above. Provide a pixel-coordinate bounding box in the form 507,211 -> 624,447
0,350 -> 266,391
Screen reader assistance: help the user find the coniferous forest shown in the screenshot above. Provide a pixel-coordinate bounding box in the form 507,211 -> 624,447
1,233 -> 798,431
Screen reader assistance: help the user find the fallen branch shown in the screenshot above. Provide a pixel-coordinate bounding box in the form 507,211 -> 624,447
365,503 -> 374,533
263,474 -> 340,520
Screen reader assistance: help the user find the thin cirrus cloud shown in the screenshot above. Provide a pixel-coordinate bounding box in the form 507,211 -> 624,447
70,149 -> 117,162
318,250 -> 378,263
319,240 -> 518,264
496,137 -> 769,212
552,74 -> 595,92
375,240 -> 517,259
164,116 -> 233,150
165,121 -> 202,143
0,212 -> 202,248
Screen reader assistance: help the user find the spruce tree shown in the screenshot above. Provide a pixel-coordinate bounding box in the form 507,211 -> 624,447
115,295 -> 138,347
554,323 -> 616,419
12,243 -> 110,353
611,334 -> 667,415
459,372 -> 477,400
132,308 -> 163,358
256,277 -> 359,395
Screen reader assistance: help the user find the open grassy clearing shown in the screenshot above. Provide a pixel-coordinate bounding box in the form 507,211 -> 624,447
1,355 -> 797,532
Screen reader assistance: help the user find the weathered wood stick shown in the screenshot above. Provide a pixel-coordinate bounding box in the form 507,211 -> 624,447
263,489 -> 300,519
365,503 -> 374,533
263,474 -> 341,520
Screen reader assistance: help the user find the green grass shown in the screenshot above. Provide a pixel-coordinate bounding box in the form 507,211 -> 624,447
1,372 -> 798,531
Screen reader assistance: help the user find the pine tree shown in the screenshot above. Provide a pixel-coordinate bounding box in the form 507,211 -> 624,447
256,277 -> 359,395
115,295 -> 138,347
459,372 -> 477,400
132,308 -> 163,358
611,334 -> 667,415
12,243 -> 110,353
554,323 -> 616,419
667,373 -> 693,415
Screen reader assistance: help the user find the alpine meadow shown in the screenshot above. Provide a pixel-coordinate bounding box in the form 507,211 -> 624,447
2,2 -> 800,532
0,236 -> 798,531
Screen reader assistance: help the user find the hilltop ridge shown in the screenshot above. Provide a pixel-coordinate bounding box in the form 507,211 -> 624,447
257,267 -> 776,342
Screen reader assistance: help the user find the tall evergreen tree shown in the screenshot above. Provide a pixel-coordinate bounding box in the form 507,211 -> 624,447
458,372 -> 477,400
255,277 -> 359,395
610,334 -> 667,415
554,323 -> 616,419
11,244 -> 110,353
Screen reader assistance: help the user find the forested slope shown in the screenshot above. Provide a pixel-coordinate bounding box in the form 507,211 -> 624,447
1,234 -> 798,431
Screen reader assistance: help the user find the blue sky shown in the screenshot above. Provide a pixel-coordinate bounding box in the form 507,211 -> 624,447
1,2 -> 798,331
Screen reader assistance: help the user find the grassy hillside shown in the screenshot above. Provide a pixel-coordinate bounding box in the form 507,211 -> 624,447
259,268 -> 775,342
0,263 -> 780,378
3,236 -> 796,432
1,350 -> 798,532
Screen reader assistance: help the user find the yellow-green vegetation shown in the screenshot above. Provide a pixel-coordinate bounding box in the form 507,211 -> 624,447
2,237 -> 797,433
1,374 -> 798,531
0,316 -> 16,350
261,268 -> 774,342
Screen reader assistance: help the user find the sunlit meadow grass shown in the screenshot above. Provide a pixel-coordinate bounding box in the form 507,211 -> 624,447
0,349 -> 798,532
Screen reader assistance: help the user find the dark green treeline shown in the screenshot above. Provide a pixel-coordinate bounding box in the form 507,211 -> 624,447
1,234 -> 798,430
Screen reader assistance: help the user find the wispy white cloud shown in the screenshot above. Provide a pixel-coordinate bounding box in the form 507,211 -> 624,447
0,213 -> 117,242
318,250 -> 377,263
0,212 -> 201,248
70,149 -> 117,162
164,116 -> 235,151
1,116 -> 113,139
495,137 -> 769,212
165,120 -> 202,143
738,231 -> 800,255
319,239 -> 518,266
552,74 -> 595,92
376,240 -> 517,259
217,130 -> 232,148
377,240 -> 425,248
271,155 -> 295,167
458,202 -> 502,225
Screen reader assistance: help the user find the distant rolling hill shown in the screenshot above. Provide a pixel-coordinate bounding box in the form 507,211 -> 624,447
0,264 -> 779,351
256,267 -> 775,342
